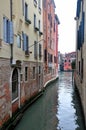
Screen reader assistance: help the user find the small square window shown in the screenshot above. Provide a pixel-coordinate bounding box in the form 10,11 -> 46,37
25,67 -> 28,81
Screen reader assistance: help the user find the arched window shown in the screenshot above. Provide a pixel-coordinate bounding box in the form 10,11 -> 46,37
12,68 -> 18,101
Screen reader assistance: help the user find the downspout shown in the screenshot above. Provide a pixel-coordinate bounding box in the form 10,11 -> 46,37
10,0 -> 13,64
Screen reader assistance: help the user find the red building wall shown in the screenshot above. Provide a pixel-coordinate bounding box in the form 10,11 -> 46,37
43,0 -> 60,84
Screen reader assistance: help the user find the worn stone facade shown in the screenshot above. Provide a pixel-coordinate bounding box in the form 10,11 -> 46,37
75,0 -> 86,126
0,58 -> 11,126
0,0 -> 59,128
0,59 -> 43,126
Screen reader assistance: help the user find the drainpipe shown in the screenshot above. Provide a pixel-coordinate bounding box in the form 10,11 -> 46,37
10,0 -> 13,64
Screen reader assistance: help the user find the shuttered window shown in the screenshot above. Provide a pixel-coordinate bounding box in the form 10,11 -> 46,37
3,17 -> 13,44
34,14 -> 36,28
34,41 -> 37,59
22,32 -> 29,51
39,20 -> 40,31
25,3 -> 28,20
39,44 -> 41,58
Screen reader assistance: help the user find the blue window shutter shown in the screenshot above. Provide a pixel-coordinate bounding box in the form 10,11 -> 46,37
7,20 -> 10,43
82,12 -> 85,43
9,21 -> 14,44
3,17 -> 7,42
34,14 -> 36,28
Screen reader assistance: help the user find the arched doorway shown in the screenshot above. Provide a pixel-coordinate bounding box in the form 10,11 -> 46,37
12,68 -> 18,101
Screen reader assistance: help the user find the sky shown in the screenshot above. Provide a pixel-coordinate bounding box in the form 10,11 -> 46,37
54,0 -> 77,54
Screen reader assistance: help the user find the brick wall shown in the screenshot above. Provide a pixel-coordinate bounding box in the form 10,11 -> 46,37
0,58 -> 11,126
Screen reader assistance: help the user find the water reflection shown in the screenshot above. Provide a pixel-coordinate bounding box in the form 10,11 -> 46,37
14,82 -> 58,130
57,72 -> 85,130
14,72 -> 85,130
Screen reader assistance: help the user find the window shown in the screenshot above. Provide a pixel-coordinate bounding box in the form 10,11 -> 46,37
48,53 -> 52,62
22,32 -> 29,51
33,67 -> 35,79
38,0 -> 41,13
54,21 -> 55,32
17,34 -> 21,48
44,49 -> 47,62
79,61 -> 80,75
39,44 -> 42,59
34,41 -> 37,59
39,66 -> 41,74
12,68 -> 18,101
39,20 -> 40,32
25,3 -> 28,20
38,0 -> 41,8
24,2 -> 31,24
34,0 -> 37,7
25,67 -> 28,81
34,14 -> 36,28
54,56 -> 57,63
81,58 -> 83,80
51,16 -> 52,27
3,17 -> 13,44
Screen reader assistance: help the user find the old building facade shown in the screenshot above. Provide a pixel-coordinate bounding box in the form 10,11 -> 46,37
0,0 -> 44,126
75,0 -> 86,126
64,52 -> 76,71
0,0 -> 59,127
43,0 -> 60,85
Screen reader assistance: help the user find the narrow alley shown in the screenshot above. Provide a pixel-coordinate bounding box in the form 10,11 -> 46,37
14,72 -> 85,130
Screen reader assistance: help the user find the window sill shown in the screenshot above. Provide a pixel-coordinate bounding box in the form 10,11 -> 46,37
25,18 -> 31,25
34,27 -> 39,31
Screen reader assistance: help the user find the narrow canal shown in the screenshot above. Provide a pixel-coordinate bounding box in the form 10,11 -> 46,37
14,72 -> 85,130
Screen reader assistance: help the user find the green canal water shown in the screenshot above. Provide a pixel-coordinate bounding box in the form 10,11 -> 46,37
14,72 -> 85,130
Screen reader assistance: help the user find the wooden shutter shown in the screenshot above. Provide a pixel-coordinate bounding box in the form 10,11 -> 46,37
3,17 -> 7,42
9,21 -> 14,44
